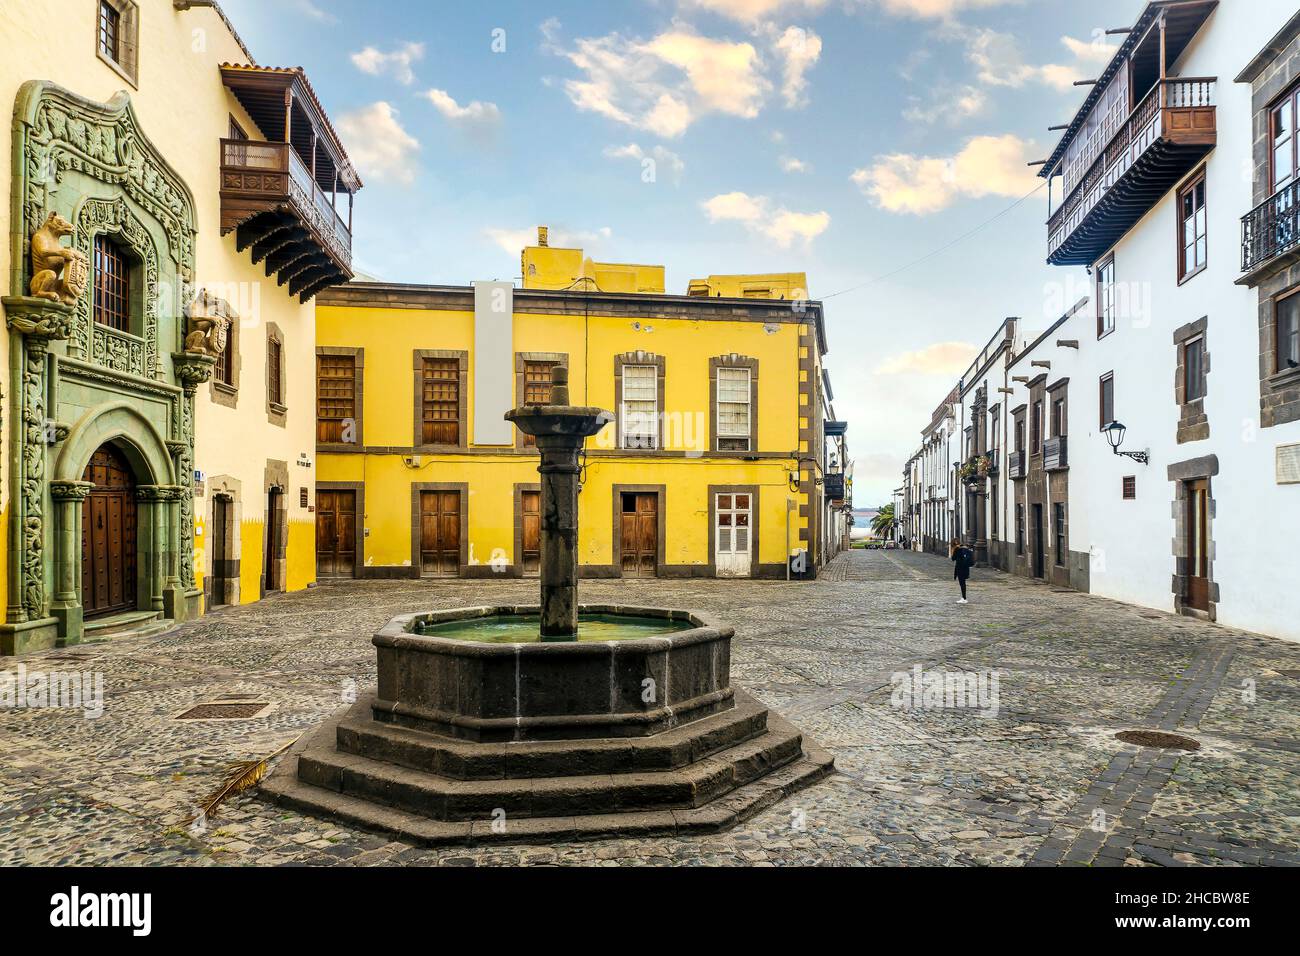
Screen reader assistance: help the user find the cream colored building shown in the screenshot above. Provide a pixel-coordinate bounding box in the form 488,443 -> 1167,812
0,0 -> 358,654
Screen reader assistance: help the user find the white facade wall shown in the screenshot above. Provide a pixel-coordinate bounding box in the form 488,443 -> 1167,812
1054,3 -> 1300,642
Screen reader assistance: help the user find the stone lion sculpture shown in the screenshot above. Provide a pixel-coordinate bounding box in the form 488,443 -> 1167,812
184,289 -> 231,357
30,212 -> 88,306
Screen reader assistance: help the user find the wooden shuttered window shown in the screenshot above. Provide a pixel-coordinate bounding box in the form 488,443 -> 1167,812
267,337 -> 283,406
421,357 -> 460,445
317,354 -> 355,443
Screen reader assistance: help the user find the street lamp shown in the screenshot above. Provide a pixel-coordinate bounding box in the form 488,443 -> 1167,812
1101,420 -> 1149,465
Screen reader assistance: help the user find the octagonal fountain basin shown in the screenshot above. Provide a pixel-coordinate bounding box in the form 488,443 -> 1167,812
371,605 -> 733,742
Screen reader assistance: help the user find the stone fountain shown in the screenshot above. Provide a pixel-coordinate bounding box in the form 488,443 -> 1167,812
263,366 -> 833,845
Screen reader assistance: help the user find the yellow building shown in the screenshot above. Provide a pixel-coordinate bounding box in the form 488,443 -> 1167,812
0,0 -> 359,653
314,230 -> 848,582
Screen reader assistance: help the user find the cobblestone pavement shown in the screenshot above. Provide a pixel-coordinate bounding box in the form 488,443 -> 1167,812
2,548 -> 1298,866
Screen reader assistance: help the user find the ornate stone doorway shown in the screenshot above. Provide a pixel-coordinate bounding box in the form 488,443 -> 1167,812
81,444 -> 138,618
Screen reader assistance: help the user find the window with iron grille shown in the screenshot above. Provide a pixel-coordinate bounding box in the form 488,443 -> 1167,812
520,360 -> 557,447
1123,476 -> 1137,500
92,235 -> 130,332
716,367 -> 751,451
267,337 -> 283,407
98,1 -> 121,63
422,358 -> 460,445
214,335 -> 234,387
621,365 -> 658,449
317,355 -> 355,443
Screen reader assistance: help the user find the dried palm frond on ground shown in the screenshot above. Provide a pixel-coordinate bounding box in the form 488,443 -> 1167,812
185,737 -> 299,829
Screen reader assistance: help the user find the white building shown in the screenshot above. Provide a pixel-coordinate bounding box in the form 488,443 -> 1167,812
899,0 -> 1300,643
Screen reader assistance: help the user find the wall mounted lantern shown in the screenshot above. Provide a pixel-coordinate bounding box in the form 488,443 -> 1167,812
1101,421 -> 1149,465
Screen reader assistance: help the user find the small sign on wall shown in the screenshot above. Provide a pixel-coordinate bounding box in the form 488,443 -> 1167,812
1278,443 -> 1300,485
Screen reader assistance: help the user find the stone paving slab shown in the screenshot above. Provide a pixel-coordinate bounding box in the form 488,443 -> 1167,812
1,549 -> 1298,866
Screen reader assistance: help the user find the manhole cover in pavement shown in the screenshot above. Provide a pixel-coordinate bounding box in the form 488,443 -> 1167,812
1115,730 -> 1201,751
174,701 -> 273,720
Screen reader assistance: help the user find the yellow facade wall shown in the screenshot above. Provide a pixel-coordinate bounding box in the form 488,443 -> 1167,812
0,0 -> 320,616
317,293 -> 814,577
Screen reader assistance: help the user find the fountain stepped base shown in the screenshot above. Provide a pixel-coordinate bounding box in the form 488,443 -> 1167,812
261,689 -> 834,845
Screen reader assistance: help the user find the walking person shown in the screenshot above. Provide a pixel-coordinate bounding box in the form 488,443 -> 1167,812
950,536 -> 974,604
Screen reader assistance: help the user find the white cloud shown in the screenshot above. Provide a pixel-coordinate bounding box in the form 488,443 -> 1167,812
350,42 -> 424,85
424,88 -> 503,128
335,102 -> 420,185
543,21 -> 772,137
850,134 -> 1040,215
772,26 -> 822,108
294,0 -> 337,23
903,83 -> 988,124
682,0 -> 831,23
484,226 -> 612,255
874,341 -> 978,376
961,28 -> 1114,92
603,143 -> 686,183
701,190 -> 830,247
779,155 -> 810,173
878,0 -> 1026,19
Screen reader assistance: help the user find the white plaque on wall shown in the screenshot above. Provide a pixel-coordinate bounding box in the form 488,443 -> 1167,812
1277,442 -> 1300,485
472,280 -> 515,446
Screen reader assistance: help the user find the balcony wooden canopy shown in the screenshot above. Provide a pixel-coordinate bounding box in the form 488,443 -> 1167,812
1039,1 -> 1218,178
218,64 -> 362,301
1041,0 -> 1218,266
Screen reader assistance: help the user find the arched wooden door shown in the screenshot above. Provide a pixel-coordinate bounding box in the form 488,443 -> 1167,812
82,444 -> 138,618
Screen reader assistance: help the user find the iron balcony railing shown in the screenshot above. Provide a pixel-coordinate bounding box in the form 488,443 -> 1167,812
1241,181 -> 1299,275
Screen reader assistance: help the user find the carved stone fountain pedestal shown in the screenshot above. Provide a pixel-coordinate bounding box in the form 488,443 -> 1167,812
262,367 -> 833,845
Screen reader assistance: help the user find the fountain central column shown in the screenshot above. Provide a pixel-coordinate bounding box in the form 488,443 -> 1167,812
505,366 -> 613,639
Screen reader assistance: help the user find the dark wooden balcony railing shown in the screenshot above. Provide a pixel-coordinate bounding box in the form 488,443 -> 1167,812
1044,436 -> 1068,472
1047,78 -> 1216,266
1008,450 -> 1027,480
824,473 -> 846,502
1241,182 -> 1300,276
220,139 -> 353,300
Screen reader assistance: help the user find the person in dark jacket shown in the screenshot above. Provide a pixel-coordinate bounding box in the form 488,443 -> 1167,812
950,537 -> 974,604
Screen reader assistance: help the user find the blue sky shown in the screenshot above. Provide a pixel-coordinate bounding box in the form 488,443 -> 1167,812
221,0 -> 1137,504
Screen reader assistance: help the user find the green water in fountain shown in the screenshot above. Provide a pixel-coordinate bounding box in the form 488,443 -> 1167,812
415,613 -> 691,644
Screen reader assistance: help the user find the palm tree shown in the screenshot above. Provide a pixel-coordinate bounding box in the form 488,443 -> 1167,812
870,503 -> 896,539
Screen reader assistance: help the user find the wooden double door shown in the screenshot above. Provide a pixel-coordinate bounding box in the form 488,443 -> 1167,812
82,445 -> 137,618
620,492 -> 658,577
316,489 -> 357,578
419,491 -> 461,577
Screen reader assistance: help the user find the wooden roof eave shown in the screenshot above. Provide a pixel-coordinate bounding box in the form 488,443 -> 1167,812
220,64 -> 363,192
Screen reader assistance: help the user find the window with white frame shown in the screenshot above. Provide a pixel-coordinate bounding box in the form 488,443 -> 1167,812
1097,256 -> 1116,337
716,367 -> 751,451
621,365 -> 658,449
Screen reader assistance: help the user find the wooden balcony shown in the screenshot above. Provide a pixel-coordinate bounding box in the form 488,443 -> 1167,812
1241,182 -> 1300,279
219,64 -> 361,302
1044,436 -> 1068,472
1047,78 -> 1216,266
824,473 -> 846,503
1008,450 -> 1027,480
220,139 -> 353,300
